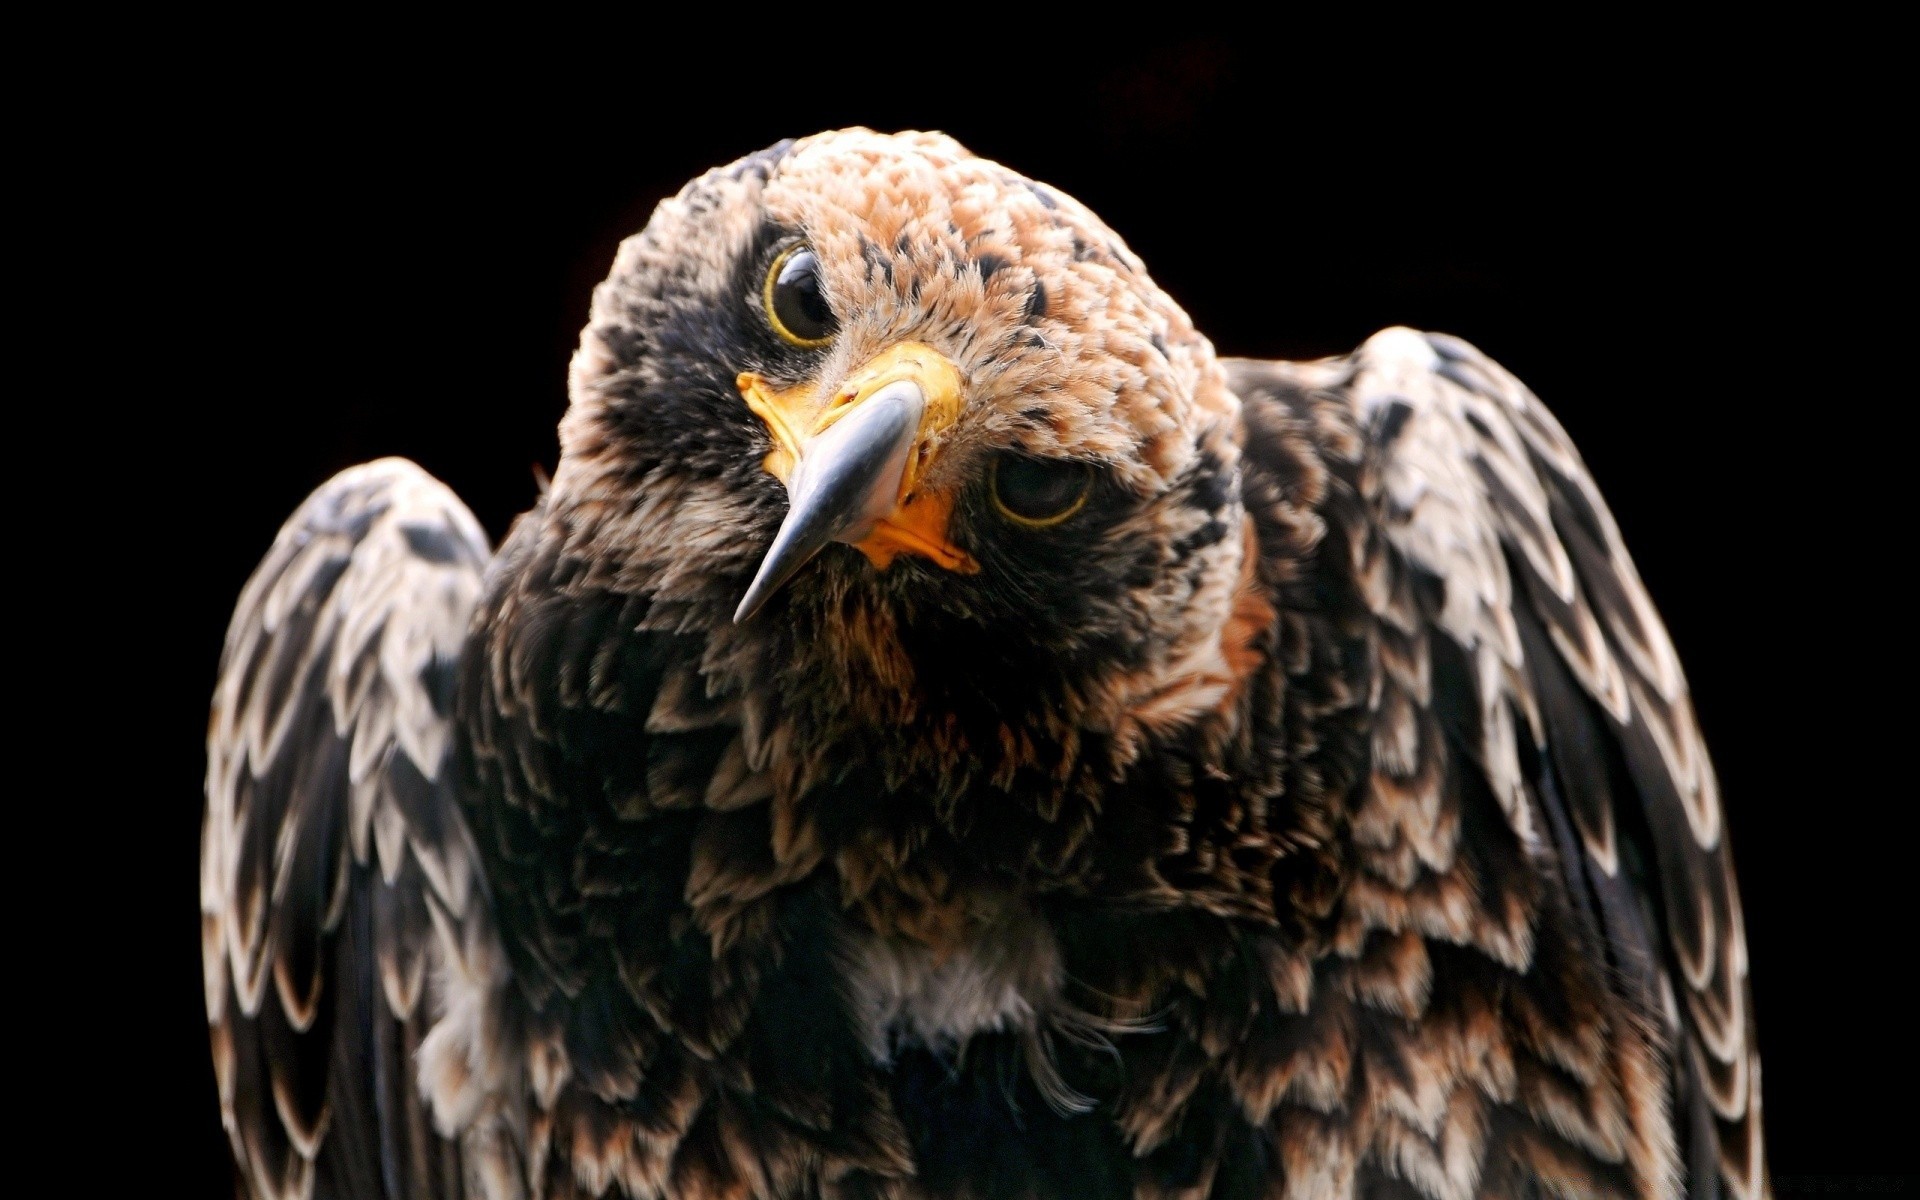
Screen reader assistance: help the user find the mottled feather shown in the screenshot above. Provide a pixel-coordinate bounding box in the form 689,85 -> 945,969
205,459 -> 498,1199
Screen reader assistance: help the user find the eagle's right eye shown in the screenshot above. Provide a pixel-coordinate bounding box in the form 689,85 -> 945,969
763,245 -> 837,347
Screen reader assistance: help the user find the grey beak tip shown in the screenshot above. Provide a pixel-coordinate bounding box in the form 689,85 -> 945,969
733,568 -> 779,623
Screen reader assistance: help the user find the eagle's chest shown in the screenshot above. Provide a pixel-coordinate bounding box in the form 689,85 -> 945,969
837,901 -> 1066,1065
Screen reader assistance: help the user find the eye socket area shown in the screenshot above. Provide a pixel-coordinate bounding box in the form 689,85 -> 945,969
762,244 -> 837,347
990,454 -> 1093,528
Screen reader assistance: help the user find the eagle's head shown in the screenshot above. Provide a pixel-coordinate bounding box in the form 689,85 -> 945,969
548,128 -> 1266,891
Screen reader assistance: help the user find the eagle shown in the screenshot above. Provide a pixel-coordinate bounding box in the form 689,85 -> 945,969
202,129 -> 1765,1200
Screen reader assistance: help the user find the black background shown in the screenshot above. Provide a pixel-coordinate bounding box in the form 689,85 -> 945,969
82,27 -> 1905,1190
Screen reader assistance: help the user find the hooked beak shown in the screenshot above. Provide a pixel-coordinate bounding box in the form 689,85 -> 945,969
733,343 -> 979,622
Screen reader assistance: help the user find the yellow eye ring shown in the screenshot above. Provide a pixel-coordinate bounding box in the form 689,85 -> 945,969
762,244 -> 837,348
990,455 -> 1092,528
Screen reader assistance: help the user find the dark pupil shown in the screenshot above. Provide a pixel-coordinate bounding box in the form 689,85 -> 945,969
772,249 -> 835,341
996,457 -> 1089,520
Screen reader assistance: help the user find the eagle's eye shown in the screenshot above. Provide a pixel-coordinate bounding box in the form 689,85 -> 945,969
990,455 -> 1093,527
763,245 -> 837,347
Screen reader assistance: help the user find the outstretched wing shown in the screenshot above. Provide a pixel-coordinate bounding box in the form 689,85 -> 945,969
203,459 -> 494,1199
1229,329 -> 1763,1198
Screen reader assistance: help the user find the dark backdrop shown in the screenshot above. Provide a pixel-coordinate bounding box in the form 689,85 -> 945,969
101,30 -> 1902,1190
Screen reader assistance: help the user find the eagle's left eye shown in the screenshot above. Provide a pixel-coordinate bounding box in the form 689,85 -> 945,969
763,245 -> 837,347
991,454 -> 1093,527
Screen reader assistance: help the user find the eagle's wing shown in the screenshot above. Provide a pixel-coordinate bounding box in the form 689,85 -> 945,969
203,459 -> 495,1200
1228,329 -> 1763,1199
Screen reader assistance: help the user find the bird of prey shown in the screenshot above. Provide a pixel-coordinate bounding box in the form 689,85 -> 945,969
202,129 -> 1765,1200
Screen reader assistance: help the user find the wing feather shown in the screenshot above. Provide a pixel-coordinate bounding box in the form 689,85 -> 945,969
1382,329 -> 1759,1197
1228,328 -> 1765,1198
204,459 -> 493,1199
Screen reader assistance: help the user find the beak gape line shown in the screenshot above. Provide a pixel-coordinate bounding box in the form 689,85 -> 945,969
733,343 -> 979,622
